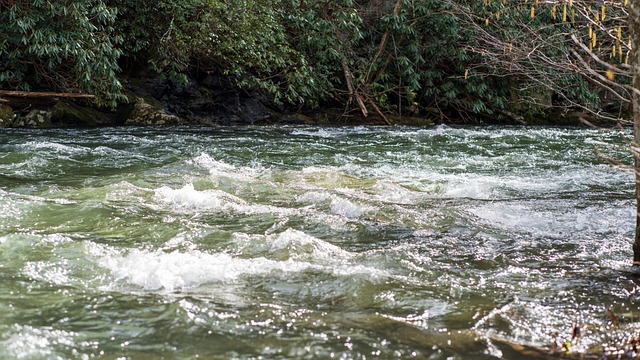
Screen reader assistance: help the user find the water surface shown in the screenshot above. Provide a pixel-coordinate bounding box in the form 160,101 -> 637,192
0,125 -> 638,359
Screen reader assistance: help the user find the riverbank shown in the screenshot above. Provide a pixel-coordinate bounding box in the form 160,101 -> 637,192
0,75 -> 625,128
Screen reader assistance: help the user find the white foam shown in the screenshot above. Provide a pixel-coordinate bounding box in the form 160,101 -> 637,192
105,181 -> 152,204
154,183 -> 241,211
329,196 -> 370,218
189,153 -> 265,180
86,227 -> 393,293
231,229 -> 352,262
470,201 -> 634,238
0,157 -> 52,178
370,181 -> 419,204
268,228 -> 352,261
297,191 -> 332,204
89,243 -> 312,291
20,141 -> 88,155
297,191 -> 371,219
154,183 -> 299,217
190,153 -> 237,173
290,126 -> 374,138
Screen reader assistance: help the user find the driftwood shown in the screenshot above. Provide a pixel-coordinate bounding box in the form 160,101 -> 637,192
0,90 -> 94,99
338,0 -> 402,126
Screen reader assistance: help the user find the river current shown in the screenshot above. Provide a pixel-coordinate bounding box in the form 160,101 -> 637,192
0,125 -> 638,359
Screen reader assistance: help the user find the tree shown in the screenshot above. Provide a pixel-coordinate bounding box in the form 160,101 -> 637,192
111,0 -> 313,105
455,0 -> 640,263
454,1 -> 630,123
629,0 -> 640,264
281,0 -> 514,122
0,0 -> 125,107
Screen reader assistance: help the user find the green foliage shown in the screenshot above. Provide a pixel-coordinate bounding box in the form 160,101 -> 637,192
200,0 -> 315,105
0,0 -> 625,120
112,0 -> 313,105
281,0 -> 513,119
0,0 -> 125,107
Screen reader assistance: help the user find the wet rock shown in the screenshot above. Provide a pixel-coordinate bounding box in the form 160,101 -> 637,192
126,75 -> 280,125
124,96 -> 182,126
52,100 -> 114,127
13,109 -> 53,128
0,104 -> 14,127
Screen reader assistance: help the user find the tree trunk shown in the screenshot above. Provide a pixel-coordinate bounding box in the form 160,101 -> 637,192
0,90 -> 95,98
630,0 -> 640,264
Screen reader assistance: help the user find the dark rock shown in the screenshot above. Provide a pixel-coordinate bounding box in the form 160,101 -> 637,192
125,74 -> 281,125
52,100 -> 116,127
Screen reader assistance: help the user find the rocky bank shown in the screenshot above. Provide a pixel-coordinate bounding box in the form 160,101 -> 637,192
0,73 -> 623,128
0,74 -> 289,128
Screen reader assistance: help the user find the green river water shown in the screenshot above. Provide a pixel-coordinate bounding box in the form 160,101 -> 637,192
0,125 -> 638,359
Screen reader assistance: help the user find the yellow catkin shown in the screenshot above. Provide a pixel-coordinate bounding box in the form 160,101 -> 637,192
589,25 -> 593,39
465,69 -> 469,79
569,0 -> 573,7
571,9 -> 575,24
551,5 -> 556,20
606,69 -> 615,81
612,45 -> 616,58
592,33 -> 597,48
619,43 -> 623,58
601,5 -> 606,21
562,5 -> 567,22
530,6 -> 535,18
486,18 -> 490,26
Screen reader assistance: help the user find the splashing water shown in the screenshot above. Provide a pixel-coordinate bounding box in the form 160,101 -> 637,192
0,125 -> 638,359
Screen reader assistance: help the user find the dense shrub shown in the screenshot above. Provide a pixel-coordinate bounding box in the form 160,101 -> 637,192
0,0 -> 124,106
0,0 -> 629,119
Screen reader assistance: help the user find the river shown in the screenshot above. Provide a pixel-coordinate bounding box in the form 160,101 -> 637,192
0,125 -> 638,359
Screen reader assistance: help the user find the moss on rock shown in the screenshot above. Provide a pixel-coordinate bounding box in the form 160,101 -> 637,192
13,110 -> 53,128
53,101 -> 98,126
0,105 -> 14,127
124,96 -> 182,126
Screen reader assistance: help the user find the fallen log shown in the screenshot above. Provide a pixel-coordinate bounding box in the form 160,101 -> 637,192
0,90 -> 94,99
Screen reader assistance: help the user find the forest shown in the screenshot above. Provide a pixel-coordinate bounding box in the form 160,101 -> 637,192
0,0 -> 634,125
